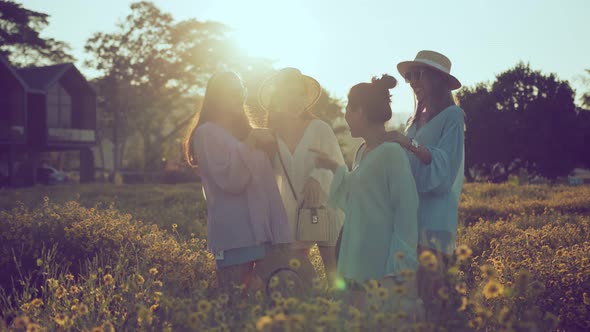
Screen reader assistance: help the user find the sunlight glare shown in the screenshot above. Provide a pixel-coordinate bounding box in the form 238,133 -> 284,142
228,0 -> 321,66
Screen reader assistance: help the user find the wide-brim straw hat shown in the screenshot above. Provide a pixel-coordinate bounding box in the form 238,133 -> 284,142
397,50 -> 461,90
258,67 -> 322,112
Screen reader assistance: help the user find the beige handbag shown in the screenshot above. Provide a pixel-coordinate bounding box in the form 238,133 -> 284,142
277,144 -> 331,242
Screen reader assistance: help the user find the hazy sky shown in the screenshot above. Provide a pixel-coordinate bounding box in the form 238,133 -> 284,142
20,0 -> 590,119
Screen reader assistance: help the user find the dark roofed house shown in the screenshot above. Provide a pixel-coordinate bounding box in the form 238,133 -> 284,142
0,55 -> 96,186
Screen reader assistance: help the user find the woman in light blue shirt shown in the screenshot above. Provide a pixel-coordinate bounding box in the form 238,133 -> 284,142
383,50 -> 465,315
314,74 -> 419,290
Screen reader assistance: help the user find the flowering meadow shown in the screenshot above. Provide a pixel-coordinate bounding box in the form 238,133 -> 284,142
0,183 -> 588,331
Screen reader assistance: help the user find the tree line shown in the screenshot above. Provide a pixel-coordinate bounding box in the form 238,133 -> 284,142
2,0 -> 588,182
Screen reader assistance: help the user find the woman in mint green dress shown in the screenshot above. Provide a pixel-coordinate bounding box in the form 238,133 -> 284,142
313,74 -> 419,290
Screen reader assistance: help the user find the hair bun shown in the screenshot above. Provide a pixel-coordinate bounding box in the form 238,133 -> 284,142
372,74 -> 397,90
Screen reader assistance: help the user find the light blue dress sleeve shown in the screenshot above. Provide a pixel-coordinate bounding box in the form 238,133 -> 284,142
411,108 -> 465,194
328,165 -> 350,211
382,144 -> 419,276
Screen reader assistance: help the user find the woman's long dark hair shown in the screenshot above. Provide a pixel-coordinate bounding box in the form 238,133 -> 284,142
184,72 -> 252,167
407,68 -> 456,127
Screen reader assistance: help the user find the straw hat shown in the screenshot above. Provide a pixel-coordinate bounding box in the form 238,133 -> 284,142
258,67 -> 322,112
397,50 -> 461,90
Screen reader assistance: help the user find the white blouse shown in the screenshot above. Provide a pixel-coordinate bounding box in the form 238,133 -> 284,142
274,119 -> 346,248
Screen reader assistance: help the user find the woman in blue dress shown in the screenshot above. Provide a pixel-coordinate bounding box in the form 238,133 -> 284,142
383,50 -> 465,315
313,75 -> 419,297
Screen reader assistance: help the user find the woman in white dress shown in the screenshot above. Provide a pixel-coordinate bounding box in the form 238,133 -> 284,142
258,68 -> 345,287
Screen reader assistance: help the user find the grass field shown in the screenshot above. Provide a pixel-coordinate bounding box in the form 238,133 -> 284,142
0,183 -> 589,331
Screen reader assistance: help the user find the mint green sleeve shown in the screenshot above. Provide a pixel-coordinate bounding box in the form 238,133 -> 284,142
327,165 -> 350,212
384,145 -> 419,276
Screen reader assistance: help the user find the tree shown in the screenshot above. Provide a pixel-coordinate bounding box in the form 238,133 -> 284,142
0,0 -> 73,66
85,1 -> 233,173
458,63 -> 579,181
582,69 -> 590,108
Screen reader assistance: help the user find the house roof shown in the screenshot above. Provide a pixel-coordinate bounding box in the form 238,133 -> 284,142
0,55 -> 44,94
16,63 -> 74,91
0,54 -> 95,95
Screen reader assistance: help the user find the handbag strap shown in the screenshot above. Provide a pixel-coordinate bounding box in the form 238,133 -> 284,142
276,135 -> 299,203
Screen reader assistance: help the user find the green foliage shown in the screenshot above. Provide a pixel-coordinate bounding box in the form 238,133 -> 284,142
0,0 -> 74,66
457,62 -> 587,181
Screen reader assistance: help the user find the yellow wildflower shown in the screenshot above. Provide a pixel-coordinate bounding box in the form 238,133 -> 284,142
55,286 -> 67,299
218,293 -> 229,304
102,321 -> 115,332
31,298 -> 43,308
271,291 -> 282,302
26,323 -> 43,332
251,305 -> 262,316
437,286 -> 449,300
289,258 -> 301,270
376,287 -> 389,300
188,312 -> 206,328
149,268 -> 159,276
468,317 -> 483,329
419,251 -> 438,272
498,306 -> 510,324
455,244 -> 472,261
480,264 -> 496,279
70,285 -> 81,294
46,278 -> 58,290
268,276 -> 279,289
197,300 -> 212,313
400,269 -> 415,280
374,312 -> 387,325
53,313 -> 68,327
103,274 -> 114,286
12,316 -> 30,329
20,303 -> 31,312
256,315 -> 273,331
458,296 -> 468,312
96,292 -> 105,303
455,282 -> 467,295
65,274 -> 74,281
483,280 -> 504,299
366,279 -> 379,291
199,280 -> 208,289
392,285 -> 407,295
284,297 -> 299,310
136,274 -> 145,285
78,303 -> 89,316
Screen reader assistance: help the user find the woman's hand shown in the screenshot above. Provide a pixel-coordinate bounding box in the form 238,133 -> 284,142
310,148 -> 339,173
301,178 -> 324,208
247,128 -> 277,157
379,130 -> 406,144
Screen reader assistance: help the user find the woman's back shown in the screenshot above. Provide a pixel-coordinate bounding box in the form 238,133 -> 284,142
333,142 -> 418,282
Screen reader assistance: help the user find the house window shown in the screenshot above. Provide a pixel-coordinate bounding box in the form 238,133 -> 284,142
47,83 -> 72,128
